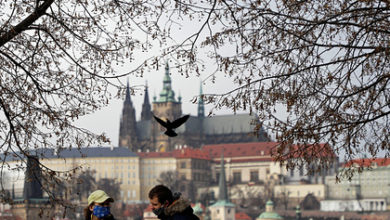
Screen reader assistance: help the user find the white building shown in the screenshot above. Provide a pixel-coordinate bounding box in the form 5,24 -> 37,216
321,199 -> 387,212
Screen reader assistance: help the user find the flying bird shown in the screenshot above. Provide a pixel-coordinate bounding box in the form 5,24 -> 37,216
153,114 -> 190,137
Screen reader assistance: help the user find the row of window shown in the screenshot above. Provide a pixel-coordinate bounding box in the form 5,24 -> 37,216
142,160 -> 176,164
99,172 -> 137,179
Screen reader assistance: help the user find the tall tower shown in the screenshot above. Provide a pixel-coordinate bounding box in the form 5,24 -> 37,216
198,82 -> 205,118
11,156 -> 53,220
152,62 -> 183,152
119,81 -> 138,151
209,153 -> 235,220
141,81 -> 152,121
23,156 -> 43,200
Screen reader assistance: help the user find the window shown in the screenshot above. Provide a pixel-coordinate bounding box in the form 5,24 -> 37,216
250,171 -> 259,182
266,168 -> 270,175
290,168 -> 294,177
233,171 -> 241,183
299,167 -> 304,176
181,162 -> 186,168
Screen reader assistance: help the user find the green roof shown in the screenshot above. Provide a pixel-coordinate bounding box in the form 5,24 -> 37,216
193,203 -> 203,214
210,200 -> 235,207
155,61 -> 179,103
257,212 -> 283,219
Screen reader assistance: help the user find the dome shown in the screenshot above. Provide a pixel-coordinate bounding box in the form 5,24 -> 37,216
257,200 -> 283,220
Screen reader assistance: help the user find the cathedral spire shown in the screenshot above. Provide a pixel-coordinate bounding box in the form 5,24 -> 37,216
218,151 -> 229,202
125,79 -> 133,105
198,82 -> 205,118
119,79 -> 138,151
141,81 -> 152,120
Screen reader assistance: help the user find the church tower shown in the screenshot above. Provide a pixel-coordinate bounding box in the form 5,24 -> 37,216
119,81 -> 138,151
11,156 -> 53,219
152,62 -> 183,152
141,81 -> 152,121
198,82 -> 205,118
209,153 -> 236,220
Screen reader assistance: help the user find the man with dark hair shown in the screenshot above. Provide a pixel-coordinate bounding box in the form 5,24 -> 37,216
148,185 -> 199,220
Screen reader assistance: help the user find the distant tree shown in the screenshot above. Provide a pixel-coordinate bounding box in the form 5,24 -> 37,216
96,178 -> 121,203
124,203 -> 149,220
300,193 -> 320,210
0,171 -> 11,202
72,169 -> 97,201
157,171 -> 181,194
231,185 -> 264,219
198,188 -> 216,207
276,187 -> 290,210
263,175 -> 280,203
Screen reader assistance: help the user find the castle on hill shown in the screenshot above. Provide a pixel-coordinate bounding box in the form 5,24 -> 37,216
119,63 -> 269,152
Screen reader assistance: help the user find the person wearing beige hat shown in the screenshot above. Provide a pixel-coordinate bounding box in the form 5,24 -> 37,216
84,190 -> 115,220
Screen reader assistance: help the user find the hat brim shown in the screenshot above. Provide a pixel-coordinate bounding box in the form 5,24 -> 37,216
94,196 -> 114,204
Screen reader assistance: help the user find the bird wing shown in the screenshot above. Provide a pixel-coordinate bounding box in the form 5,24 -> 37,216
170,115 -> 190,129
153,115 -> 168,128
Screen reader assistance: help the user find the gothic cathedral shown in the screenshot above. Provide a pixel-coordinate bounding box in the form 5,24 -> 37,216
119,63 -> 269,152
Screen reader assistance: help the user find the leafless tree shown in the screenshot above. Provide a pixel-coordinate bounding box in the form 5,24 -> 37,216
157,170 -> 181,193
150,0 -> 390,178
0,0 -> 168,202
231,185 -> 265,219
2,1 -> 389,207
276,186 -> 290,210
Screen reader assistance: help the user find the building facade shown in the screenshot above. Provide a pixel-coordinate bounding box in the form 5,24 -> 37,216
138,147 -> 212,202
325,158 -> 390,210
6,147 -> 142,204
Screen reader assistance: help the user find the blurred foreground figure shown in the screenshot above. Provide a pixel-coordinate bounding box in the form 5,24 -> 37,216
84,190 -> 115,220
149,185 -> 199,220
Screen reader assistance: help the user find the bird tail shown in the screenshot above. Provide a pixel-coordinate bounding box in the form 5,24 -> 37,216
165,129 -> 178,137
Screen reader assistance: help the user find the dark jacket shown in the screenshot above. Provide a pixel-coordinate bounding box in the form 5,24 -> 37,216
157,198 -> 200,220
90,214 -> 115,220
